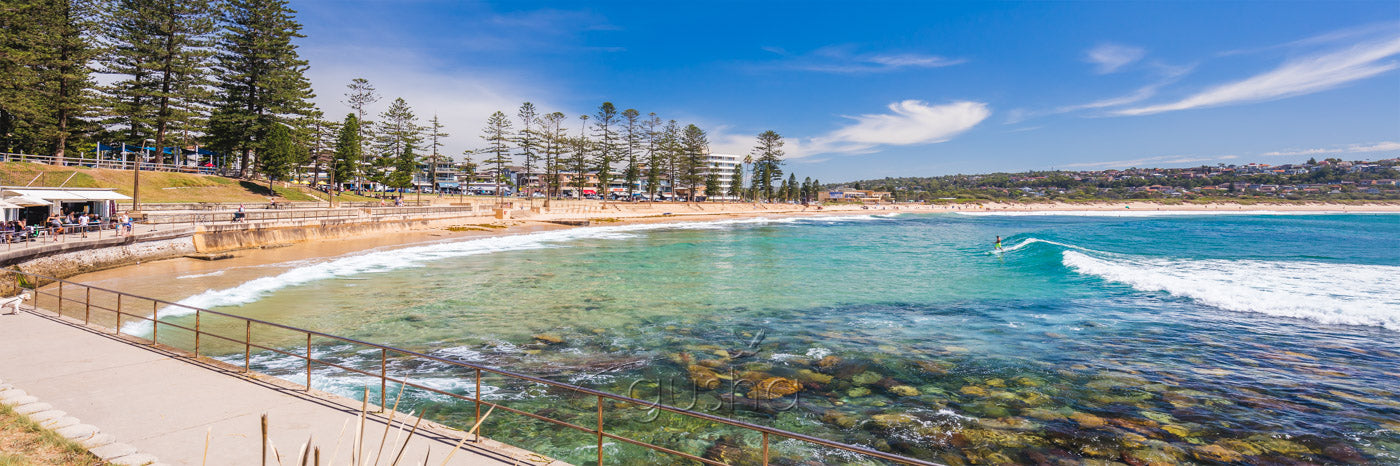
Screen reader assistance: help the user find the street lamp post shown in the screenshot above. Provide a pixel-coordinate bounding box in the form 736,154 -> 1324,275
133,138 -> 153,212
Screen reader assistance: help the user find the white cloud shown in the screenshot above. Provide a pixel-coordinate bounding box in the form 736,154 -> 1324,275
762,45 -> 965,74
1086,43 -> 1146,74
802,100 -> 990,156
1261,141 -> 1400,157
1063,154 -> 1238,169
1117,35 -> 1400,116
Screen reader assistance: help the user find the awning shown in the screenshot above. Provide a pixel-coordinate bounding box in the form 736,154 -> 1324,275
0,196 -> 49,207
582,189 -> 597,195
436,182 -> 460,188
0,200 -> 19,209
66,190 -> 132,201
0,189 -> 131,202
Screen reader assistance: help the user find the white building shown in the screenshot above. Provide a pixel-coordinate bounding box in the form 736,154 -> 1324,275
703,153 -> 741,199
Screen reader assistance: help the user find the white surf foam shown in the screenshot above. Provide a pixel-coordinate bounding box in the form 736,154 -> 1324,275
1063,251 -> 1400,330
167,215 -> 885,314
998,237 -> 1094,254
176,270 -> 225,279
955,210 -> 1393,217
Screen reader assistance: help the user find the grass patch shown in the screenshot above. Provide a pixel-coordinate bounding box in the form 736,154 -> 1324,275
592,217 -> 621,223
0,403 -> 101,465
269,185 -> 318,202
445,225 -> 491,232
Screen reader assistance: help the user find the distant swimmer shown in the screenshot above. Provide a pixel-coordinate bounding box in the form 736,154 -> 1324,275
995,236 -> 1003,251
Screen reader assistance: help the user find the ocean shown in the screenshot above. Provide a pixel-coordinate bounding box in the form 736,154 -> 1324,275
134,212 -> 1400,464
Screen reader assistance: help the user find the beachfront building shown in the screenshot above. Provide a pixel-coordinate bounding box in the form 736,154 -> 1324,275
0,187 -> 131,224
703,153 -> 741,199
818,189 -> 892,204
554,172 -> 601,198
413,161 -> 460,193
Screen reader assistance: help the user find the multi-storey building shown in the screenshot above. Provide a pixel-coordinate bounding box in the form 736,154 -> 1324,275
701,153 -> 741,199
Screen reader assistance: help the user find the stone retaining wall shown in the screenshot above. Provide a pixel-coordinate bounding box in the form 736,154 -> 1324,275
192,213 -> 483,253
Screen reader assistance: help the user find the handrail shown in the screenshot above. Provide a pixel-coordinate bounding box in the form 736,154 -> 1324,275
2,151 -> 224,175
3,269 -> 938,466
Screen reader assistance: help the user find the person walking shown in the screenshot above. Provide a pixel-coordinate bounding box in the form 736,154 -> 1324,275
78,213 -> 89,238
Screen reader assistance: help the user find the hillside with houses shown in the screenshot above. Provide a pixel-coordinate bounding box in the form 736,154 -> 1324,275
842,158 -> 1400,202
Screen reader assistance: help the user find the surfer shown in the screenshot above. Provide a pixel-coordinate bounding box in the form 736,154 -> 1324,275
995,236 -> 1003,251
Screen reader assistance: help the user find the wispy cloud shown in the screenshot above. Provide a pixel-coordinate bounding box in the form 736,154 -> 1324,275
1261,141 -> 1400,157
304,45 -> 547,159
1005,61 -> 1191,124
761,45 -> 965,74
801,100 -> 990,156
1086,43 -> 1145,74
1062,154 -> 1238,169
1117,34 -> 1400,116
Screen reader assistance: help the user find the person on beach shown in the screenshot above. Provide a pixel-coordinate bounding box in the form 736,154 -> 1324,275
78,213 -> 89,238
121,214 -> 132,235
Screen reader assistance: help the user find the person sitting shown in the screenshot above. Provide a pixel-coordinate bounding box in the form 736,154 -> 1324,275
48,216 -> 64,240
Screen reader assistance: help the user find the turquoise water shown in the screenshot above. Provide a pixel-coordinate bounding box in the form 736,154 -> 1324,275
160,213 -> 1399,464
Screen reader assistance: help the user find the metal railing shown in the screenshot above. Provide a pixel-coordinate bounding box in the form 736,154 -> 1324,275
2,269 -> 936,466
2,223 -> 134,252
3,152 -> 221,175
364,206 -> 475,216
143,209 -> 365,225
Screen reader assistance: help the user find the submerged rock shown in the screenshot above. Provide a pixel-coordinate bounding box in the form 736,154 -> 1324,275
847,387 -> 872,398
960,385 -> 989,397
869,413 -> 919,431
532,334 -> 565,345
916,360 -> 953,375
852,371 -> 882,386
1070,412 -> 1107,429
821,410 -> 857,428
795,369 -> 833,385
747,377 -> 802,400
1192,443 -> 1244,463
817,355 -> 842,369
687,365 -> 721,390
888,385 -> 920,397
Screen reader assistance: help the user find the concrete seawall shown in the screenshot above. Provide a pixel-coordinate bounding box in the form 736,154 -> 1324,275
193,213 -> 488,253
3,229 -> 197,293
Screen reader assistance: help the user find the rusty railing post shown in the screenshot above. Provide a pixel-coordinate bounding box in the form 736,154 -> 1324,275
474,368 -> 482,442
115,294 -> 122,335
763,432 -> 770,466
194,310 -> 201,358
244,320 -> 251,373
151,300 -> 158,345
57,281 -> 63,317
597,394 -> 605,466
84,287 -> 90,324
379,348 -> 387,410
305,333 -> 312,391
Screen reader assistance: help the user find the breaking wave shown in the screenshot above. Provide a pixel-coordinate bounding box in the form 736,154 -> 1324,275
1062,249 -> 1400,330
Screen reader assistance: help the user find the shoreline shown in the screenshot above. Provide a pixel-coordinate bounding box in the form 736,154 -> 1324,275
39,200 -> 1400,305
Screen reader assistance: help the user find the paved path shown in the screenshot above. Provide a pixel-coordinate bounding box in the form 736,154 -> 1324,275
0,309 -> 560,466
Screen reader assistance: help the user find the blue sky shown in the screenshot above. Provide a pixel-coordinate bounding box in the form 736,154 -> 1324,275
296,1 -> 1400,181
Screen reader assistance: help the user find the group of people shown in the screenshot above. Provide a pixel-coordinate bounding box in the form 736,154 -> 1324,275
2,212 -> 134,243
2,220 -> 29,243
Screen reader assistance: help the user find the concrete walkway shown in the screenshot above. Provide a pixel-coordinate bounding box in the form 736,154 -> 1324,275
0,309 -> 561,466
